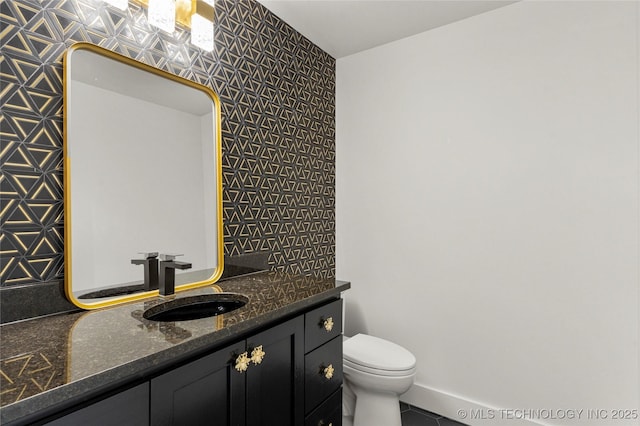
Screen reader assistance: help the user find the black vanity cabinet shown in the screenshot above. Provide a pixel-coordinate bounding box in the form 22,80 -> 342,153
150,315 -> 305,426
150,300 -> 346,426
33,298 -> 344,426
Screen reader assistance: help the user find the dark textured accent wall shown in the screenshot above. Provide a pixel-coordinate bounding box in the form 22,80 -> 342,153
1,0 -> 336,293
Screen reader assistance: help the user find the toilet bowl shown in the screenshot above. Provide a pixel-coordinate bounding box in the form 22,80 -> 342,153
342,334 -> 416,426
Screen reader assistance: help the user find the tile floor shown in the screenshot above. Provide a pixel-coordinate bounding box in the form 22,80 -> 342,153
401,402 -> 469,426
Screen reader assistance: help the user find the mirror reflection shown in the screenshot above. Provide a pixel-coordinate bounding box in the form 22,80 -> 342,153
64,43 -> 224,308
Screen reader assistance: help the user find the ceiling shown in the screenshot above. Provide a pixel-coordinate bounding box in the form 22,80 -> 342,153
257,0 -> 517,58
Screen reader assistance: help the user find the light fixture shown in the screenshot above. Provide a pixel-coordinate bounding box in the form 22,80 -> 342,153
190,0 -> 215,52
103,0 -> 216,52
148,0 -> 176,33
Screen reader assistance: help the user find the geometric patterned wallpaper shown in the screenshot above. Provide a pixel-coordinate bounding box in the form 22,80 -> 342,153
0,0 -> 335,289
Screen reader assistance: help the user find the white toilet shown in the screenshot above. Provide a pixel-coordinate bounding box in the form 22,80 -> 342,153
342,334 -> 417,426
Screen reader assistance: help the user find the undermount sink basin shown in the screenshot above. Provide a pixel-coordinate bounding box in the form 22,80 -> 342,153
143,293 -> 249,322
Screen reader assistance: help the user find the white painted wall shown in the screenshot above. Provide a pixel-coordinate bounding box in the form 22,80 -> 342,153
336,2 -> 639,426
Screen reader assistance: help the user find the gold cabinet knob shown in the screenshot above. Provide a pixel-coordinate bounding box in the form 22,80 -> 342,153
250,345 -> 266,365
235,352 -> 250,373
323,364 -> 334,380
323,317 -> 334,332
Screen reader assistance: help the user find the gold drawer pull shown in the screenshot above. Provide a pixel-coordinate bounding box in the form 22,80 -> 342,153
235,352 -> 250,373
323,364 -> 334,380
250,345 -> 266,365
323,317 -> 334,332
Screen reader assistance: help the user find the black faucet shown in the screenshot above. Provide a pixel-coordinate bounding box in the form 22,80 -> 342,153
131,252 -> 160,291
158,254 -> 192,296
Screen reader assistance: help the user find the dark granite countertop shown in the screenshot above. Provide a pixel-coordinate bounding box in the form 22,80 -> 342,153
0,271 -> 350,425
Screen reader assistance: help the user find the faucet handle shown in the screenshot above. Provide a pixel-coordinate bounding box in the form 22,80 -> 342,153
138,252 -> 159,259
159,253 -> 183,261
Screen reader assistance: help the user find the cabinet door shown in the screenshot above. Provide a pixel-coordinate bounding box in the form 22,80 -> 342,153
150,341 -> 246,426
44,383 -> 149,426
245,316 -> 304,426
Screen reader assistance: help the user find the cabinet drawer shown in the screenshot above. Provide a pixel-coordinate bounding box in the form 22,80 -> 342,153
305,299 -> 342,352
305,336 -> 343,412
305,388 -> 342,426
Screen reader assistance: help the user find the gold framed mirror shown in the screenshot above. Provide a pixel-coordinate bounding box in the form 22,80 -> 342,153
63,43 -> 224,309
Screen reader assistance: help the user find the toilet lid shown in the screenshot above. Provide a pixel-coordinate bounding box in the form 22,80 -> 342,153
343,334 -> 416,372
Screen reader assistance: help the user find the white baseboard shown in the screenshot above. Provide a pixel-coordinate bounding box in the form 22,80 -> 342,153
400,383 -> 550,426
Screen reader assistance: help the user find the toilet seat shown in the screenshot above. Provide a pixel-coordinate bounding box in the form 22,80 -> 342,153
343,334 -> 416,376
344,358 -> 416,377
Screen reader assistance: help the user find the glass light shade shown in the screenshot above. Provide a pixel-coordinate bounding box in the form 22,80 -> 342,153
104,0 -> 128,11
191,14 -> 214,52
148,0 -> 176,33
